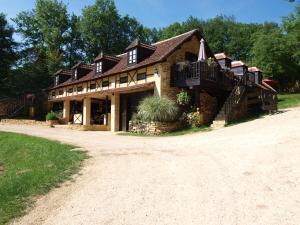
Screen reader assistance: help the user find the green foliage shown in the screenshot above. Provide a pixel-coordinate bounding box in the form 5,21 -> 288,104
80,0 -> 151,61
278,93 -> 300,109
176,89 -> 191,106
187,110 -> 204,127
207,57 -> 217,67
46,111 -> 59,121
0,132 -> 86,225
251,28 -> 299,87
137,96 -> 179,122
0,13 -> 17,97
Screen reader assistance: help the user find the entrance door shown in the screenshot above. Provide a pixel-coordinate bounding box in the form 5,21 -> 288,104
120,95 -> 129,131
119,90 -> 153,131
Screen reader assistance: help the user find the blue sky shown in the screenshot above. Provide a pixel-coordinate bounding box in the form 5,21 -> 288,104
0,0 -> 297,28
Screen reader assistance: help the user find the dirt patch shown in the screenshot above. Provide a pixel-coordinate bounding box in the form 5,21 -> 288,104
0,163 -> 5,174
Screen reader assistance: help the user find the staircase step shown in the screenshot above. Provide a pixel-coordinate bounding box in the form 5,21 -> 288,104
211,120 -> 226,129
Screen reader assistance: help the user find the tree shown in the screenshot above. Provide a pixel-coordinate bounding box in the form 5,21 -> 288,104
252,29 -> 298,88
80,0 -> 121,61
65,14 -> 85,67
13,0 -> 72,93
0,13 -> 17,97
35,0 -> 69,74
80,0 -> 152,62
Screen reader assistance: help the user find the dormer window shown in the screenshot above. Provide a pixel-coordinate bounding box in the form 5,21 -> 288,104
125,39 -> 155,66
94,53 -> 120,75
128,49 -> 137,65
96,61 -> 102,73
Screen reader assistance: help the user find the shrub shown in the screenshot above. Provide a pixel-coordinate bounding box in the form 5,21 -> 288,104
188,110 -> 204,127
137,96 -> 179,122
46,111 -> 60,121
176,89 -> 191,106
207,57 -> 217,67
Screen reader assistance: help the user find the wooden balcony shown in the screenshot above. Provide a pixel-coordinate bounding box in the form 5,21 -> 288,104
170,61 -> 234,91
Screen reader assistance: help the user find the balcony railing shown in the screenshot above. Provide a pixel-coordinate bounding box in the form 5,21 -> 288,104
171,61 -> 239,89
171,61 -> 220,87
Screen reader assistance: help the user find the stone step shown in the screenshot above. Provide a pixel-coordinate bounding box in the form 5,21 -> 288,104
211,120 -> 226,129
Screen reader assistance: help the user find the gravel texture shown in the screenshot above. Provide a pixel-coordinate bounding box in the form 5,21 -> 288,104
1,107 -> 300,225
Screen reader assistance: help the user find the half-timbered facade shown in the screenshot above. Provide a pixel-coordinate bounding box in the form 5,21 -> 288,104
47,29 -> 277,131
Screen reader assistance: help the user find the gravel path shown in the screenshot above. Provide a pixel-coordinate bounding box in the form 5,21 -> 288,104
1,107 -> 300,225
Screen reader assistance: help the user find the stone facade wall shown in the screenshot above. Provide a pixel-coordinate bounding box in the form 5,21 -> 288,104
159,36 -> 200,100
199,93 -> 218,125
0,119 -> 48,126
129,121 -> 182,135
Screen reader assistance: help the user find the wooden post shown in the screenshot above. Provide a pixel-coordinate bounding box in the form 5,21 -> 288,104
83,97 -> 91,127
105,95 -> 108,126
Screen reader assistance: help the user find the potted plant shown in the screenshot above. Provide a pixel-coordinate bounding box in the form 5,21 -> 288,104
176,89 -> 191,106
46,111 -> 60,127
207,57 -> 217,67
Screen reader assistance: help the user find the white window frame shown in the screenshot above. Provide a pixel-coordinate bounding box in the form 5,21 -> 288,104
55,76 -> 59,86
128,49 -> 137,64
74,69 -> 78,79
96,61 -> 102,73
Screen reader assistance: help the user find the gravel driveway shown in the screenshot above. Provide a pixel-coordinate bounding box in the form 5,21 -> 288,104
1,107 -> 300,225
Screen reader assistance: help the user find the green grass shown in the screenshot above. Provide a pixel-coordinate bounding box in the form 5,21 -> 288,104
118,126 -> 211,137
278,93 -> 300,109
0,132 -> 87,225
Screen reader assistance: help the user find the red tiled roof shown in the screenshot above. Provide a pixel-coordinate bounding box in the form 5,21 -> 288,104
94,52 -> 121,62
54,69 -> 72,76
71,62 -> 94,70
50,29 -> 202,90
125,39 -> 156,51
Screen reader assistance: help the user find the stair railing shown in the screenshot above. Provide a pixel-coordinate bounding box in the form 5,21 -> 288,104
223,79 -> 247,122
0,95 -> 27,119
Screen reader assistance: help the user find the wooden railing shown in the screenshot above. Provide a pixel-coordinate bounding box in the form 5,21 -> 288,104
223,84 -> 247,121
261,89 -> 277,112
0,96 -> 27,119
170,61 -> 219,87
215,78 -> 247,122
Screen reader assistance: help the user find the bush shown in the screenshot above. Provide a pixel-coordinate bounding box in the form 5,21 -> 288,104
46,111 -> 60,121
137,96 -> 179,122
188,110 -> 204,127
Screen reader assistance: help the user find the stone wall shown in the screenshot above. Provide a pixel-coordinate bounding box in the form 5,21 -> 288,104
159,36 -> 200,100
199,92 -> 218,125
0,119 -> 48,126
129,121 -> 182,135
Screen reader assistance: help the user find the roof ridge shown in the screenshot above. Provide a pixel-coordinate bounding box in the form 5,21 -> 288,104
153,29 -> 199,46
114,29 -> 198,58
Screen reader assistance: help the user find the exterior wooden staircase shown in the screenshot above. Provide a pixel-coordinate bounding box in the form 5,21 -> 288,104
0,96 -> 27,120
211,80 -> 247,128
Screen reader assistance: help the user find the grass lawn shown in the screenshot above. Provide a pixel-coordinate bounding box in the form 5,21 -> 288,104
118,126 -> 211,137
0,132 -> 87,225
278,93 -> 300,109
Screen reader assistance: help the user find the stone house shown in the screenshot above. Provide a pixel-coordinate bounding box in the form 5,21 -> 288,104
47,29 -> 277,131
